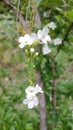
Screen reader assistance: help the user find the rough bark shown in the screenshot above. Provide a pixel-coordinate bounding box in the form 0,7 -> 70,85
36,71 -> 47,130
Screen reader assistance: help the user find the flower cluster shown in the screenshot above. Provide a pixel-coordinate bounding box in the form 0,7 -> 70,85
18,22 -> 63,109
23,84 -> 43,109
18,26 -> 51,55
18,22 -> 62,55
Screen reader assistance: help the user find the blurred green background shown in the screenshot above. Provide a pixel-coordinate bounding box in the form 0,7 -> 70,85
0,0 -> 73,130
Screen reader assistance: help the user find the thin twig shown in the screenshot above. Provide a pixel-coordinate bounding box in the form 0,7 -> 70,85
3,0 -> 30,33
49,55 -> 57,110
55,62 -> 73,84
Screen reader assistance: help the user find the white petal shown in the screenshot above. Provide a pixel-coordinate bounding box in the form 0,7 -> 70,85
45,35 -> 51,42
42,27 -> 49,34
53,38 -> 62,45
23,95 -> 39,109
27,39 -> 33,45
48,22 -> 56,30
18,36 -> 25,44
25,86 -> 36,96
31,33 -> 38,42
37,30 -> 43,40
24,34 -> 33,45
25,86 -> 34,93
33,96 -> 39,106
28,96 -> 39,108
30,48 -> 35,53
42,44 -> 51,55
23,99 -> 28,104
26,94 -> 32,99
41,35 -> 51,44
42,38 -> 47,44
24,34 -> 31,40
19,43 -> 25,48
35,84 -> 43,94
35,52 -> 39,56
28,101 -> 34,109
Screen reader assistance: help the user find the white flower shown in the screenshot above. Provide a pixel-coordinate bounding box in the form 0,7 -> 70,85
25,86 -> 36,96
23,84 -> 43,109
18,34 -> 33,48
35,84 -> 43,94
35,52 -> 39,56
23,96 -> 39,109
18,36 -> 25,44
42,43 -> 51,55
19,42 -> 26,48
42,26 -> 49,34
53,38 -> 62,45
25,84 -> 43,96
42,35 -> 51,44
30,48 -> 35,53
48,22 -> 56,30
31,33 -> 38,42
18,36 -> 26,48
37,27 -> 51,44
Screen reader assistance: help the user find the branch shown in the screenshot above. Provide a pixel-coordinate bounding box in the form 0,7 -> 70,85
33,1 -> 47,129
3,0 -> 47,129
49,54 -> 57,111
55,61 -> 73,84
34,9 -> 41,27
31,0 -> 41,27
3,0 -> 30,33
30,1 -> 47,129
61,22 -> 73,45
36,71 -> 47,130
51,58 -> 57,110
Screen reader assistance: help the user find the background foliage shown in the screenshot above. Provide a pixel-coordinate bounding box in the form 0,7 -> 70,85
0,0 -> 73,130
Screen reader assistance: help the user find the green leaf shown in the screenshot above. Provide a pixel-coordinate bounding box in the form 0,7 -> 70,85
57,85 -> 69,94
57,8 -> 73,21
65,11 -> 73,21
